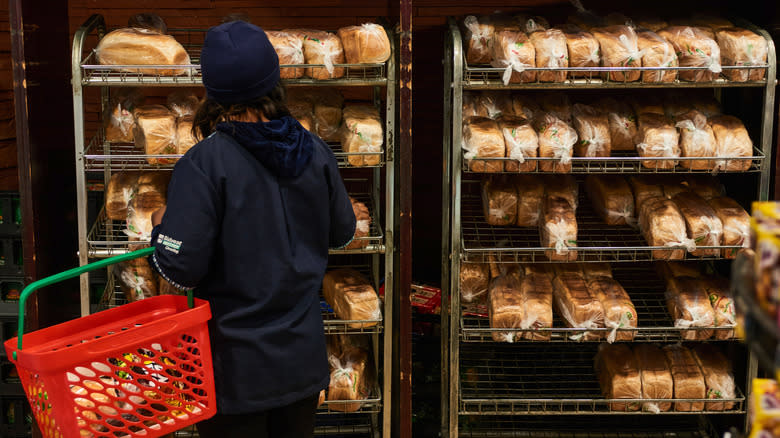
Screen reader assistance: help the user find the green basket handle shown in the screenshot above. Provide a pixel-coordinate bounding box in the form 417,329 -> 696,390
14,247 -> 194,359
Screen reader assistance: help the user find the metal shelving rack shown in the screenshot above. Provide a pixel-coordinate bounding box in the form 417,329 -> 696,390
72,14 -> 395,438
442,16 -> 777,438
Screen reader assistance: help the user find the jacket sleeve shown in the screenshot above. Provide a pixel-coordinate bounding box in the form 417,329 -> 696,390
326,151 -> 356,248
149,157 -> 222,290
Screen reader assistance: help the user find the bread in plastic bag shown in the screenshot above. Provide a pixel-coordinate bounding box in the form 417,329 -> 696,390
463,15 -> 495,64
114,262 -> 158,303
313,89 -> 344,142
589,276 -> 636,342
476,91 -> 513,120
636,29 -> 678,83
636,113 -> 680,170
106,171 -> 141,221
491,30 -> 536,85
682,175 -> 725,200
586,175 -> 635,226
691,16 -> 734,32
511,95 -> 541,120
629,176 -> 664,213
666,276 -> 716,340
691,344 -> 736,411
716,28 -> 767,82
512,174 -> 544,226
594,97 -> 637,151
322,269 -> 382,328
639,195 -> 692,260
460,262 -> 490,303
663,345 -> 706,412
529,29 -> 569,83
166,90 -> 200,119
709,114 -> 753,172
675,110 -> 717,170
689,94 -> 722,118
595,344 -> 641,412
463,116 -> 504,172
634,344 -> 673,413
95,28 -> 191,76
631,93 -> 665,116
133,105 -> 177,165
125,172 -> 169,241
266,31 -> 305,79
520,272 -> 554,341
482,177 -> 517,226
541,196 -> 578,262
702,276 -> 736,339
488,272 -> 525,342
561,25 -> 600,77
534,113 -> 577,173
288,96 -> 315,132
636,18 -> 668,32
553,273 -> 603,340
572,104 -> 611,157
592,26 -> 642,82
657,27 -> 722,82
328,346 -> 370,412
342,105 -> 382,167
539,93 -> 572,123
105,89 -> 144,143
301,31 -> 346,79
347,196 -> 371,250
543,174 -> 579,209
338,24 -> 391,64
521,16 -> 550,34
655,261 -> 702,282
175,116 -> 198,155
708,196 -> 750,258
498,116 -> 538,172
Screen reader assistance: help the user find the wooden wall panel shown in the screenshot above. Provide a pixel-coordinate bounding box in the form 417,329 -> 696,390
0,1 -> 16,186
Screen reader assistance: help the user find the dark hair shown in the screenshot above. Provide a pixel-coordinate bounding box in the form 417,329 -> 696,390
128,13 -> 168,34
221,13 -> 252,24
192,82 -> 290,139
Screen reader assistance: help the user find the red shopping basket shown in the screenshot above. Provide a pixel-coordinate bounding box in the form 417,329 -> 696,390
3,247 -> 217,438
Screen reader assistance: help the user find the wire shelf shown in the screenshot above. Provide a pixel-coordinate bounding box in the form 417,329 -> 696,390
458,343 -> 746,416
459,179 -> 740,263
315,413 -> 376,436
460,264 -> 736,343
461,148 -> 765,175
79,29 -> 388,87
319,392 -> 382,415
83,132 -> 385,171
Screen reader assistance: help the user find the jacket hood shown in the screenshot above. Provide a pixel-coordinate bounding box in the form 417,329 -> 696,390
216,116 -> 313,178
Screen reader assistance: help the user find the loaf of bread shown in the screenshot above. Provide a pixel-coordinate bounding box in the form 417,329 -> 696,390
491,30 -> 536,84
561,25 -> 600,77
702,277 -> 736,339
313,89 -> 344,142
499,116 -> 538,172
581,263 -> 613,280
512,175 -> 544,226
594,98 -> 637,151
463,117 -> 504,172
482,178 -> 518,226
265,31 -> 305,79
539,94 -> 572,123
691,16 -> 734,32
106,171 -> 141,221
338,24 -> 391,64
595,344 -> 641,411
691,344 -> 736,411
342,105 -> 382,167
634,345 -> 673,413
288,98 -> 314,132
628,176 -> 663,213
463,16 -> 495,64
666,276 -> 716,340
589,277 -> 636,342
477,92 -> 513,120
636,113 -> 680,170
115,262 -> 158,303
636,18 -> 669,32
535,114 -> 577,173
529,29 -> 568,82
592,26 -> 642,82
672,191 -> 723,257
572,104 -> 611,158
663,345 -> 706,412
323,269 -> 381,328
105,89 -> 144,143
512,95 -> 541,121
709,115 -> 753,172
639,196 -> 691,260
520,272 -> 554,341
541,197 -> 578,261
681,175 -> 724,200
347,197 -> 371,250
657,27 -> 722,82
716,28 -> 768,82
488,274 -> 524,342
133,105 -> 177,165
586,175 -> 635,226
175,116 -> 197,155
521,15 -> 550,33
636,30 -> 678,83
543,174 -> 579,209
631,94 -> 666,117
328,346 -> 369,412
166,90 -> 200,119
675,110 -> 717,170
655,261 -> 702,282
125,172 -> 169,240
460,262 -> 490,303
302,31 -> 346,79
708,196 -> 750,258
95,28 -> 191,76
553,273 -> 603,340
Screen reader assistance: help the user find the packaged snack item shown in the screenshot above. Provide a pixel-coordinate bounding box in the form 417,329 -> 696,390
663,345 -> 706,412
592,26 -> 642,82
675,110 -> 717,170
491,30 -> 536,85
636,29 -> 678,83
585,175 -> 635,226
482,178 -> 518,226
498,116 -> 538,172
342,105 -> 382,166
460,262 -> 490,303
749,379 -> 780,438
716,28 -> 768,82
634,344 -> 673,413
572,104 -> 611,157
463,16 -> 495,64
541,197 -> 578,261
529,29 -> 569,83
709,115 -> 754,172
105,89 -> 144,143
666,276 -> 716,340
636,113 -> 680,170
266,30 -> 305,78
338,24 -> 391,64
534,113 -> 577,173
463,117 -> 504,172
657,27 -> 722,82
672,191 -> 724,257
595,344 -> 641,412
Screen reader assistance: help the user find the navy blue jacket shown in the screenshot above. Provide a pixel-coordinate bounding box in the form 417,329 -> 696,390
150,116 -> 355,413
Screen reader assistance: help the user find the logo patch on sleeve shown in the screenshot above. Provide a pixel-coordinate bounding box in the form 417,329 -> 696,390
157,234 -> 182,254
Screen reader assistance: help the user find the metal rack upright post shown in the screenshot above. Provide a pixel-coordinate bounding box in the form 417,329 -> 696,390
442,16 -> 776,438
71,15 -> 395,438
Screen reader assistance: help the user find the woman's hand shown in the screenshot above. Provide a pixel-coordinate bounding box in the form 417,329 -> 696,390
152,206 -> 167,226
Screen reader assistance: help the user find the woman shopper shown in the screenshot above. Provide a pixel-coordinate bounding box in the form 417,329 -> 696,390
149,20 -> 356,438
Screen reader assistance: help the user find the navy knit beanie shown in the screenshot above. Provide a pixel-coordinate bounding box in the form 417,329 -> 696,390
201,21 -> 280,105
